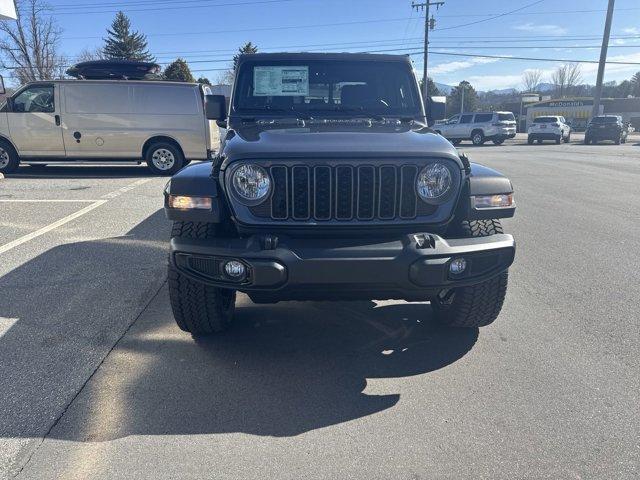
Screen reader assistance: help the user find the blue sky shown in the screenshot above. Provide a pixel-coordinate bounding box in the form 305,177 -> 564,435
42,0 -> 640,90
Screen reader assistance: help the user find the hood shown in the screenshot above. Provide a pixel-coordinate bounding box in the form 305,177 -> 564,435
221,121 -> 462,168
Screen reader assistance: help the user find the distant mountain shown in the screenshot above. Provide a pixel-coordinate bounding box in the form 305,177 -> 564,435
535,83 -> 556,92
434,82 -> 453,95
485,88 -> 518,95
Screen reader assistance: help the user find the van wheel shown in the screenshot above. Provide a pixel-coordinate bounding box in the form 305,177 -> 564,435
0,141 -> 20,174
471,131 -> 485,146
146,142 -> 184,176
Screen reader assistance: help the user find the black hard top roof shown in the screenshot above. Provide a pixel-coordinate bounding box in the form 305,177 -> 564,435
236,52 -> 413,64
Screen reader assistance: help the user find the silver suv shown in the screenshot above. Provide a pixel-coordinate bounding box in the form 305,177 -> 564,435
434,111 -> 517,146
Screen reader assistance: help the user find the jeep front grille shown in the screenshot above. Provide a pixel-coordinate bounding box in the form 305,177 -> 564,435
249,163 -> 438,221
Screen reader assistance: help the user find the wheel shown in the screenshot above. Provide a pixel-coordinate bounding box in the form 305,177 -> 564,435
492,139 -> 505,145
564,132 -> 571,143
584,136 -> 591,145
168,221 -> 237,335
614,136 -> 621,145
555,135 -> 561,144
471,131 -> 485,146
527,136 -> 534,145
621,135 -> 626,144
433,219 -> 509,328
145,142 -> 184,176
0,141 -> 20,174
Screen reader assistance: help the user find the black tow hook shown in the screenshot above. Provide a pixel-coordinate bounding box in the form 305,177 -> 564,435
261,235 -> 279,250
414,234 -> 436,249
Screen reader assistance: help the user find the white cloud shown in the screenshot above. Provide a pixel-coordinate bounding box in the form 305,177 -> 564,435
513,23 -> 568,35
463,74 -> 522,91
622,27 -> 640,35
430,57 -> 500,75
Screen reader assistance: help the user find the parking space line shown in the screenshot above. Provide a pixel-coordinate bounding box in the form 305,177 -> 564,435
0,178 -> 153,255
0,199 -> 101,203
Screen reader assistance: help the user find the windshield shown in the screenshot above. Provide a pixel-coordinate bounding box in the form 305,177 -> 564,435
233,59 -> 421,117
591,116 -> 618,124
533,117 -> 558,124
498,113 -> 515,121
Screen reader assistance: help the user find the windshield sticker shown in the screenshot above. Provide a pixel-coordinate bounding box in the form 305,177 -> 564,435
253,66 -> 309,96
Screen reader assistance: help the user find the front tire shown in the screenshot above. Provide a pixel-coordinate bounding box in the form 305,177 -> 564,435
168,221 -> 237,335
433,219 -> 509,328
527,136 -> 534,145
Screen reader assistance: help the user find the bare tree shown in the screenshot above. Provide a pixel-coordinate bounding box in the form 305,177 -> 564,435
0,0 -> 65,84
76,47 -> 105,63
551,63 -> 583,98
522,69 -> 543,92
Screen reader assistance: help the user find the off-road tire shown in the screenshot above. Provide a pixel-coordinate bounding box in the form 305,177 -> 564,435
168,221 -> 236,335
434,219 -> 509,328
0,141 -> 20,174
471,130 -> 485,146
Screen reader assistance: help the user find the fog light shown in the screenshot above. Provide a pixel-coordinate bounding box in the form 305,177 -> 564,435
224,260 -> 246,279
449,258 -> 467,275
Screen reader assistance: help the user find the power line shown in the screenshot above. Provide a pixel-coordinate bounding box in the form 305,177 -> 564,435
435,0 -> 546,31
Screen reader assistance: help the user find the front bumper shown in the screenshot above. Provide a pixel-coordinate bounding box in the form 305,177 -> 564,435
170,233 -> 515,302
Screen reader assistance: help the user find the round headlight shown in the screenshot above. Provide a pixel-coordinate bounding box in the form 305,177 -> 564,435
417,163 -> 452,200
232,164 -> 271,203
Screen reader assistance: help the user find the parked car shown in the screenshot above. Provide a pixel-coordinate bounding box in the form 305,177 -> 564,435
527,116 -> 572,144
164,52 -> 516,336
584,115 -> 629,145
434,111 -> 517,146
0,79 -> 218,175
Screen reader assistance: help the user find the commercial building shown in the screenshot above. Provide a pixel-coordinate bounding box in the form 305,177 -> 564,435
526,97 -> 640,131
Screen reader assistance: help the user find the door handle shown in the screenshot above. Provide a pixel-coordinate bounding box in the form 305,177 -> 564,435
55,114 -> 61,126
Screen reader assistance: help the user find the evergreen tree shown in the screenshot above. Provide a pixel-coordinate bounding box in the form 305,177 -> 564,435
632,72 -> 640,97
419,77 -> 442,98
103,11 -> 154,62
197,76 -> 211,85
447,81 -> 479,115
233,41 -> 258,71
164,58 -> 195,82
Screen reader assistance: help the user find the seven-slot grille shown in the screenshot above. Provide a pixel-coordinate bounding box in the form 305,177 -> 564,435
249,163 -> 438,221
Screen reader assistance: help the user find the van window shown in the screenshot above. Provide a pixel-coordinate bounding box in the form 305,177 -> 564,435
133,85 -> 200,114
65,84 -> 130,114
13,85 -> 54,113
473,113 -> 493,123
460,114 -> 474,124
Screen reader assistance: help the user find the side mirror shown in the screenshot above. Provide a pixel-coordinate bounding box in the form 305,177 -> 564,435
205,94 -> 226,121
0,75 -> 5,95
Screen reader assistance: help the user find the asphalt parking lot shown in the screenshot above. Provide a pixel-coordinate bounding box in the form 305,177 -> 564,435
1,134 -> 639,479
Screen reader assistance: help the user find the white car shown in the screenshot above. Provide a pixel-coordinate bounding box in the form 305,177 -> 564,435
527,116 -> 572,144
434,111 -> 517,146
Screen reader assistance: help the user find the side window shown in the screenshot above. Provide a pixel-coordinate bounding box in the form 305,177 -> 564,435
447,115 -> 460,124
460,114 -> 474,124
473,113 -> 493,123
12,86 -> 55,113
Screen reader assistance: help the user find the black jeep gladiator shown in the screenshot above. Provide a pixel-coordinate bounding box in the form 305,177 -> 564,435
164,53 -> 516,335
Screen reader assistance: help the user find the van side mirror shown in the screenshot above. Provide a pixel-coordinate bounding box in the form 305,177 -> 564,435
0,75 -> 5,95
205,95 -> 226,121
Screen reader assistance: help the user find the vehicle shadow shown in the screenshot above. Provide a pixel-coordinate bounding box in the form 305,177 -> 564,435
0,209 -> 478,446
49,297 -> 478,441
8,164 -> 157,179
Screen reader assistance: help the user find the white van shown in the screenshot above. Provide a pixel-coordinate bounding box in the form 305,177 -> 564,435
0,80 -> 220,175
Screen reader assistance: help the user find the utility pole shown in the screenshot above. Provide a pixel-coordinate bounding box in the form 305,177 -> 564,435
412,1 -> 444,109
460,87 -> 465,114
592,0 -> 615,119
